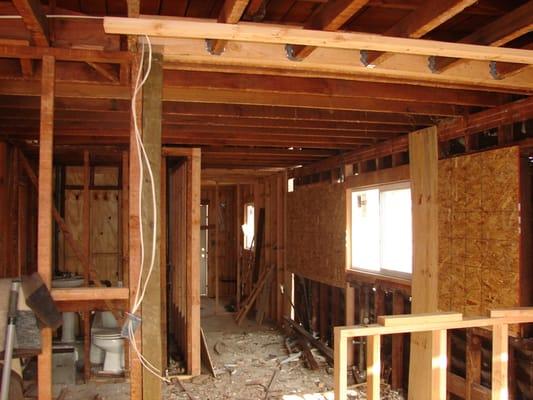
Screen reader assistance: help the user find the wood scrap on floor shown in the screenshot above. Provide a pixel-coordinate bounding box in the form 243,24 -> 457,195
284,317 -> 333,364
235,263 -> 275,325
200,327 -> 216,377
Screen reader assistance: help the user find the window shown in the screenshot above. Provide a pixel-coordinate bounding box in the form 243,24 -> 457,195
242,203 -> 255,250
351,182 -> 412,276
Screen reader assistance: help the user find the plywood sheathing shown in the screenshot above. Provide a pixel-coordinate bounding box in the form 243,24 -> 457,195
287,183 -> 346,288
438,146 -> 521,334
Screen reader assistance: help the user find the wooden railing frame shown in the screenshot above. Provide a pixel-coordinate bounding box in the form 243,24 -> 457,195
333,308 -> 533,400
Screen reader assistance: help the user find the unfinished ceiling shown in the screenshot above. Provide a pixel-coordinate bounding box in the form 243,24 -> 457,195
0,0 -> 531,169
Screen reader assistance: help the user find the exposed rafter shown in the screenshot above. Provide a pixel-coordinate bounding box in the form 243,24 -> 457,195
363,0 -> 477,66
209,0 -> 251,55
432,0 -> 533,73
11,0 -> 49,47
492,43 -> 533,79
288,0 -> 370,60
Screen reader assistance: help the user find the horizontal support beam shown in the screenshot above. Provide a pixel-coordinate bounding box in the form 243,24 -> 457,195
51,287 -> 130,302
0,44 -> 131,63
104,16 -> 533,65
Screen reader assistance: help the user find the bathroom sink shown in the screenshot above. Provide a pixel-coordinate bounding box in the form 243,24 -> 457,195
52,276 -> 85,288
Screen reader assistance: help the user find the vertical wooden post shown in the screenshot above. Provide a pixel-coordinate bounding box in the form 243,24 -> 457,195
334,327 -> 347,400
465,331 -> 481,400
345,284 -> 355,367
160,154 -> 168,370
391,292 -> 405,390
141,52 -> 164,399
122,151 -> 130,288
37,54 -> 55,400
129,54 -> 143,400
187,149 -> 201,376
408,126 -> 439,400
236,183 -> 241,311
431,329 -> 447,400
367,334 -> 381,400
492,324 -> 509,400
214,182 -> 219,315
82,150 -> 91,382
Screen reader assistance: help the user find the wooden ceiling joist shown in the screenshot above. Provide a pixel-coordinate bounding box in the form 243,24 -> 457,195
288,0 -> 370,60
104,16 -> 533,65
164,70 -> 508,107
162,102 -> 438,126
11,0 -> 49,47
492,43 -> 533,79
432,0 -> 533,73
0,44 -> 131,64
162,86 -> 470,116
209,0 -> 251,54
362,0 -> 478,66
290,95 -> 533,177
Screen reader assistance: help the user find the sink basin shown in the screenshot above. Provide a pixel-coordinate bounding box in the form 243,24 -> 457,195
52,276 -> 85,288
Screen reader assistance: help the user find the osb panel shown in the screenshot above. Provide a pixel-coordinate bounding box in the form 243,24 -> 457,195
438,147 -> 521,332
287,183 -> 346,288
94,166 -> 119,187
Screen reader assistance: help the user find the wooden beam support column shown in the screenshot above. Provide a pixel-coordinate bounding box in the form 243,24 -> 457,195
37,54 -> 54,400
141,52 -> 164,399
407,126 -> 439,400
186,148 -> 201,376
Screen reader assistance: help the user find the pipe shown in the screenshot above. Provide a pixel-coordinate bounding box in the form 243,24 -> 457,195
0,280 -> 20,400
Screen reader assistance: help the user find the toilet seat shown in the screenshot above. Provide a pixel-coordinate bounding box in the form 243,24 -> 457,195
93,328 -> 122,340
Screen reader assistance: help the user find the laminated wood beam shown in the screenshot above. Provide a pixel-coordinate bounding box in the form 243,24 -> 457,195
37,54 -> 54,400
432,1 -> 533,73
289,0 -> 370,60
159,39 -> 533,93
363,0 -> 477,66
209,0 -> 251,55
104,17 -> 533,65
407,126 -> 439,400
140,52 -> 163,399
12,0 -> 49,47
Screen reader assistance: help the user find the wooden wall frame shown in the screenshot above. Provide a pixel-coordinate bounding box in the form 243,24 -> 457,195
162,147 -> 201,377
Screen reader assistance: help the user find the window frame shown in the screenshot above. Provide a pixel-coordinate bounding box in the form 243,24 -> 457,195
346,176 -> 413,282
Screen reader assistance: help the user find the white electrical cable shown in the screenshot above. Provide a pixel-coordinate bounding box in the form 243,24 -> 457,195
127,35 -> 170,384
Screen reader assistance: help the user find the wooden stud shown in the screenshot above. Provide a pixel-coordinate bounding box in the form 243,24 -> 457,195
187,148 -> 201,376
82,149 -> 90,382
391,292 -> 405,390
367,334 -> 381,400
37,54 -> 54,400
408,126 -> 439,400
214,182 -> 220,315
345,284 -> 355,366
465,330 -> 481,400
236,183 -> 242,311
129,53 -> 143,400
431,329 -> 447,400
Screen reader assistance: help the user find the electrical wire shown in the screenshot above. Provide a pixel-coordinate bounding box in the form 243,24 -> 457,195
127,35 -> 170,384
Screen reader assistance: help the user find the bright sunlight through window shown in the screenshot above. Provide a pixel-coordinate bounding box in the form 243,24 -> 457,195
351,183 -> 412,276
242,203 -> 255,250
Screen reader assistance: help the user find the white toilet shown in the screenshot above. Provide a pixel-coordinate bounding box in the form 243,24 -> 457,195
90,311 -> 124,374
